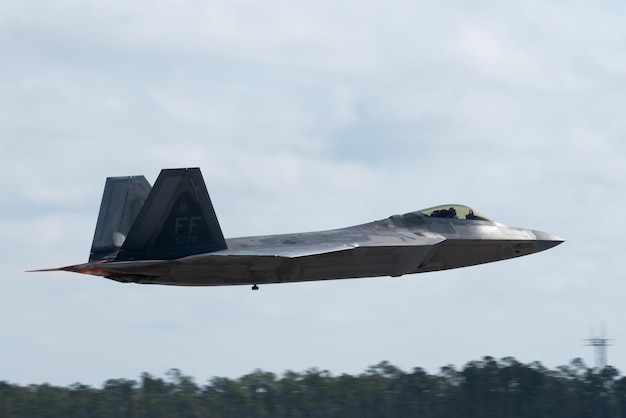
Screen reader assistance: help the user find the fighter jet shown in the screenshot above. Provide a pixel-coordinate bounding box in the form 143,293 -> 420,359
33,167 -> 563,290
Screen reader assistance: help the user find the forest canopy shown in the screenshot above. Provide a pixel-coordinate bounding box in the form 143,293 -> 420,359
1,356 -> 625,418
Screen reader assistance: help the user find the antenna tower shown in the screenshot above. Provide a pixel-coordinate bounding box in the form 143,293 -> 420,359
585,325 -> 613,370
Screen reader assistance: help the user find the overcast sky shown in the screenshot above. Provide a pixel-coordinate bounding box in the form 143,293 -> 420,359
1,0 -> 625,387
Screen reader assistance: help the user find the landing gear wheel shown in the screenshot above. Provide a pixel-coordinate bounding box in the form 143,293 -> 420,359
252,284 -> 259,291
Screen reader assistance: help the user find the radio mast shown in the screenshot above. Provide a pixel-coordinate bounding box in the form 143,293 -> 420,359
585,325 -> 612,370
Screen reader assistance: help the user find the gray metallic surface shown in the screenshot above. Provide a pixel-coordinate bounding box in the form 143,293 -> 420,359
116,168 -> 227,260
37,169 -> 564,287
89,175 -> 151,261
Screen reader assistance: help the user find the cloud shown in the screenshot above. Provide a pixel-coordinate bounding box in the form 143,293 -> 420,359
1,0 -> 625,386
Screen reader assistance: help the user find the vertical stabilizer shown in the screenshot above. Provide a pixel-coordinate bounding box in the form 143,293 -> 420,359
116,168 -> 227,260
90,176 -> 152,261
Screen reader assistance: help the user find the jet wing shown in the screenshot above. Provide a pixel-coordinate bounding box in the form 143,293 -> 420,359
176,234 -> 446,281
32,234 -> 446,284
189,234 -> 446,259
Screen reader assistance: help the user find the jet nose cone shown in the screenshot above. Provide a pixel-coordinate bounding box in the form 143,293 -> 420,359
531,230 -> 565,252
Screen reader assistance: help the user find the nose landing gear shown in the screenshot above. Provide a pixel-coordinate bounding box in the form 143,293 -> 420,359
252,284 -> 259,291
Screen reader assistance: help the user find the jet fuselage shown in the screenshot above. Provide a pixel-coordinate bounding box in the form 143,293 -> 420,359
34,169 -> 563,289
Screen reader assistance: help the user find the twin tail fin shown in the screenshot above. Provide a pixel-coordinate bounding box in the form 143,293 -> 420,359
90,168 -> 227,262
90,175 -> 151,261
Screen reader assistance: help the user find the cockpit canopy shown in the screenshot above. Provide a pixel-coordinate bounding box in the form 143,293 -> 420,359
418,204 -> 493,222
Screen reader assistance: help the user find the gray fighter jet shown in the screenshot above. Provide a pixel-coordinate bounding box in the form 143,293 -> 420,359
34,168 -> 563,289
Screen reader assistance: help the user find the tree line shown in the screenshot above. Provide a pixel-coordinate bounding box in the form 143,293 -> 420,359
2,357 -> 626,417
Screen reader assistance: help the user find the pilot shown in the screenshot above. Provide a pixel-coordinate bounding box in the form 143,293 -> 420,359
430,208 -> 458,218
430,209 -> 444,218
